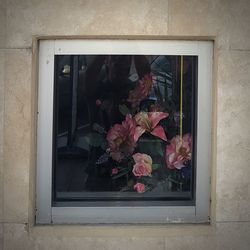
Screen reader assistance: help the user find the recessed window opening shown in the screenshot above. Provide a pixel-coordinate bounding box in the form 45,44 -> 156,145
36,40 -> 212,224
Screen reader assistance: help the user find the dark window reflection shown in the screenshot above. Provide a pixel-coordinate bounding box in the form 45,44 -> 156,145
53,55 -> 197,205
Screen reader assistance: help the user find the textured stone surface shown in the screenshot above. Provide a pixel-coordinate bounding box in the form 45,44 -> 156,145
216,222 -> 250,250
31,237 -> 165,250
3,49 -> 32,223
1,0 -> 250,249
2,223 -> 250,250
6,0 -> 168,48
168,0 -> 230,49
3,223 -> 30,250
0,0 -> 6,48
0,223 -> 3,250
225,0 -> 250,50
168,0 -> 250,50
29,224 -> 214,239
0,51 -> 4,224
3,223 -> 167,250
216,50 -> 250,221
165,235 -> 216,250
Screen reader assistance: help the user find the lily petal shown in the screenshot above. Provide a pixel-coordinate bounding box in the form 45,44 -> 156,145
134,126 -> 146,142
134,112 -> 149,128
148,112 -> 169,129
150,125 -> 167,141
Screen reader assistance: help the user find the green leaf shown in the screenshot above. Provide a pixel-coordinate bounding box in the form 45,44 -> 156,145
93,123 -> 106,134
127,179 -> 135,187
75,136 -> 90,151
112,170 -> 129,180
155,142 -> 164,157
152,163 -> 161,170
119,104 -> 130,116
138,138 -> 164,157
89,132 -> 104,147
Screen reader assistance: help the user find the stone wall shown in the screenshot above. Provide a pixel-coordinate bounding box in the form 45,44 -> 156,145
0,0 -> 250,249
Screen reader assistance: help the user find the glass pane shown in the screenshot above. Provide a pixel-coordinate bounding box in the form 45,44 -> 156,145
53,55 -> 197,205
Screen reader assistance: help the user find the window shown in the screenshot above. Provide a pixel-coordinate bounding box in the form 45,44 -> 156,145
36,39 -> 213,224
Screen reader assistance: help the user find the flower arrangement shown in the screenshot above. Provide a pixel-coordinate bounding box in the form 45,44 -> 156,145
90,73 -> 192,193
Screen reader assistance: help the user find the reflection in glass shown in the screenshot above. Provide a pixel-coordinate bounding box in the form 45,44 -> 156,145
53,55 -> 197,204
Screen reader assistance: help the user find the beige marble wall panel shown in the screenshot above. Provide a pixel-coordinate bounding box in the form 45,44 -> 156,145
0,50 -> 5,224
216,222 -> 250,250
216,50 -> 250,221
165,235 -> 216,250
0,223 -> 3,250
224,0 -> 250,50
0,0 -> 6,48
3,49 -> 32,223
168,0 -> 250,50
3,222 -> 250,250
3,223 -> 30,250
31,237 -> 165,250
4,223 -> 166,250
2,0 -> 250,249
6,0 -> 168,48
30,224 -> 213,238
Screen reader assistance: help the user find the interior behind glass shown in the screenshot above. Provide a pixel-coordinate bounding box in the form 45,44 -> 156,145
52,54 -> 197,206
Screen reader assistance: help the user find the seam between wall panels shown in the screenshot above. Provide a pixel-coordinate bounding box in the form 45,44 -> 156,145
167,0 -> 169,35
0,48 -> 32,50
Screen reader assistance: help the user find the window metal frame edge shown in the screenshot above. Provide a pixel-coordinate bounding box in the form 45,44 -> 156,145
36,39 -> 213,224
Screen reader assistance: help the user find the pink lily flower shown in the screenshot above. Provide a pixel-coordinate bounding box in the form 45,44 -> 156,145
134,112 -> 169,141
106,114 -> 144,162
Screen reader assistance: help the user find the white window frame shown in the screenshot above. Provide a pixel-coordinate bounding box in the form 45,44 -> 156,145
36,39 -> 213,224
